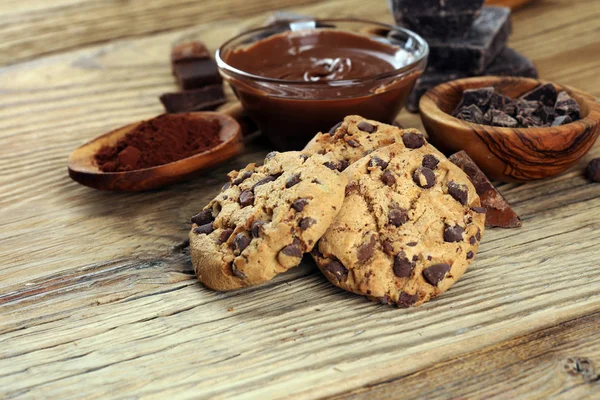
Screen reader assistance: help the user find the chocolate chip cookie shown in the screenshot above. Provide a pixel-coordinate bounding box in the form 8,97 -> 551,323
312,134 -> 486,307
303,115 -> 424,171
189,151 -> 347,291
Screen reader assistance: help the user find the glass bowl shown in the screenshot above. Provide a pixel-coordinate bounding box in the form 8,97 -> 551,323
216,18 -> 429,150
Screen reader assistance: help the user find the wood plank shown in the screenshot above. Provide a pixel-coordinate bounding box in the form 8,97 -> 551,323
0,0 -> 599,398
336,311 -> 600,400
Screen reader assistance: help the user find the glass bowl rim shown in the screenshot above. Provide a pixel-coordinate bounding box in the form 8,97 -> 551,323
215,18 -> 429,86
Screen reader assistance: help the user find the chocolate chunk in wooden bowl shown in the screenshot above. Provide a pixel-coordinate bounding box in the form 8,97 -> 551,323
448,151 -> 522,228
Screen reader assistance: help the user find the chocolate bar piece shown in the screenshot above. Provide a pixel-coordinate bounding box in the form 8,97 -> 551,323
555,91 -> 581,120
520,83 -> 557,107
448,151 -> 522,228
171,41 -> 222,90
427,7 -> 511,74
160,85 -> 226,113
390,0 -> 485,38
406,48 -> 537,112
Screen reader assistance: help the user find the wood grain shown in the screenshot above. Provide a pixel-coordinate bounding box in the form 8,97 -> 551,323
0,0 -> 599,398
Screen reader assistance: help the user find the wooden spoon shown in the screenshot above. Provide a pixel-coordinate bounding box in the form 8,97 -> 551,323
68,112 -> 243,191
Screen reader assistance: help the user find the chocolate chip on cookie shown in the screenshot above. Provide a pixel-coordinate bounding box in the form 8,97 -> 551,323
299,217 -> 316,230
325,260 -> 348,281
233,233 -> 251,255
219,228 -> 234,243
191,209 -> 213,225
448,181 -> 469,205
233,171 -> 253,185
402,131 -> 425,149
329,121 -> 343,135
251,221 -> 264,238
422,154 -> 439,170
393,251 -> 416,277
466,251 -> 474,259
286,173 -> 301,188
388,208 -> 409,227
471,206 -> 486,214
397,292 -> 419,308
292,198 -> 309,212
253,175 -> 277,189
369,156 -> 389,170
413,167 -> 436,188
277,239 -> 304,268
357,235 -> 377,264
444,224 -> 465,242
423,263 -> 451,286
193,223 -> 214,235
239,190 -> 255,207
381,170 -> 396,186
231,262 -> 247,279
357,121 -> 376,133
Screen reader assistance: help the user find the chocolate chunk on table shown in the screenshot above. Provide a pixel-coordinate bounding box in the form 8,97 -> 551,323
406,47 -> 537,113
160,85 -> 226,113
448,151 -> 522,228
391,0 -> 485,38
171,41 -> 222,90
426,7 -> 511,74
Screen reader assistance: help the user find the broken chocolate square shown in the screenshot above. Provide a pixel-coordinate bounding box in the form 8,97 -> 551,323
160,85 -> 226,113
519,82 -> 557,107
487,109 -> 518,127
390,0 -> 485,38
448,151 -> 522,228
426,7 -> 512,74
171,41 -> 222,90
454,104 -> 485,124
555,91 -> 581,120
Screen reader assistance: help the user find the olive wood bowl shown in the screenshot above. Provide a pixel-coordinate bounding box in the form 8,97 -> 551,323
68,112 -> 243,191
419,76 -> 600,182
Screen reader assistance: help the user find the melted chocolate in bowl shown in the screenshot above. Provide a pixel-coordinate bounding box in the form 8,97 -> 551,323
218,22 -> 428,149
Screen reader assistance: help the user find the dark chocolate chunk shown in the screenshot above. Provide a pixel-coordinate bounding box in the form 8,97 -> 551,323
393,251 -> 416,277
239,190 -> 255,207
222,182 -> 231,191
454,104 -> 485,124
286,173 -> 301,188
191,209 -> 212,225
448,181 -> 469,205
536,105 -> 556,125
292,198 -> 309,212
520,83 -> 557,107
357,121 -> 376,133
551,115 -> 572,126
323,161 -> 337,170
381,170 -> 397,186
407,241 -> 418,247
425,7 -> 512,74
466,251 -> 474,259
233,233 -> 251,255
160,85 -> 225,113
251,221 -> 264,238
346,139 -> 360,148
555,91 -> 581,120
444,224 -> 465,242
264,151 -> 278,161
448,150 -> 522,228
389,208 -> 409,227
328,121 -> 343,135
586,158 -> 600,182
412,167 -> 436,188
233,171 -> 253,185
193,222 -> 214,235
423,263 -> 451,286
488,109 -> 518,128
397,291 -> 419,308
280,243 -> 303,258
253,175 -> 277,189
219,228 -> 234,243
402,131 -> 425,149
299,217 -> 316,230
391,0 -> 485,39
171,42 -> 222,90
422,154 -> 439,170
458,87 -> 495,112
471,206 -> 487,214
325,260 -> 348,281
357,236 -> 377,264
231,262 -> 247,279
369,156 -> 389,170
475,229 -> 481,241
469,236 -> 476,245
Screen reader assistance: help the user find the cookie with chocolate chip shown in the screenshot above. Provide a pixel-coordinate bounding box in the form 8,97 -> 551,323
312,137 -> 485,307
303,115 -> 425,171
189,151 -> 347,291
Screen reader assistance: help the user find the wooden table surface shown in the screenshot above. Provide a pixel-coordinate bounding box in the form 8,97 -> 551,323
1,0 -> 599,398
